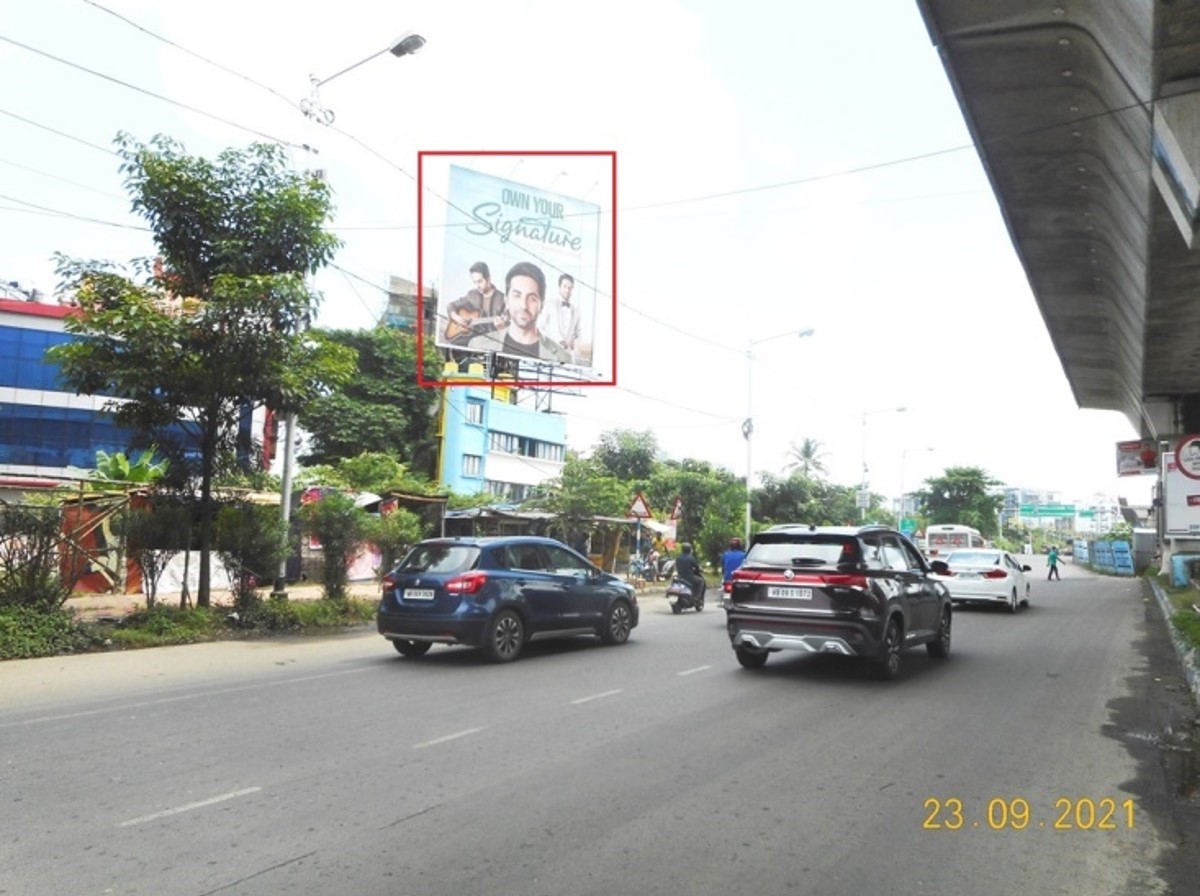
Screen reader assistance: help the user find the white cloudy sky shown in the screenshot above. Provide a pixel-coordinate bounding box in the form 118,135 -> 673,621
0,0 -> 1155,508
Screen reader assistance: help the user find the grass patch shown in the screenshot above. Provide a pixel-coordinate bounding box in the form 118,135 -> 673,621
1,596 -> 380,660
1148,571 -> 1200,652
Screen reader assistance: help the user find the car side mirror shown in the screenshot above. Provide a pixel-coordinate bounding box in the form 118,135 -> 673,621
929,560 -> 950,575
1022,565 -> 1032,572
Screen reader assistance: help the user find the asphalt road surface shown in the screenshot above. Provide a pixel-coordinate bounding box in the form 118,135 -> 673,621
3,558 -> 1199,895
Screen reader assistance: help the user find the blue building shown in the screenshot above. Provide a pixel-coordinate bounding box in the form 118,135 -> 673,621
0,297 -> 133,496
437,363 -> 566,502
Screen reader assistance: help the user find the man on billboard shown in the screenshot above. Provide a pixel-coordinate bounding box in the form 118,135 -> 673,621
468,261 -> 570,363
540,272 -> 582,359
443,261 -> 508,346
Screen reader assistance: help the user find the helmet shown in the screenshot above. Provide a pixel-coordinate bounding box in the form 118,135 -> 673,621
680,543 -> 693,554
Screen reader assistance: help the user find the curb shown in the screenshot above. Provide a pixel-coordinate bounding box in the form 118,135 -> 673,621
1148,576 -> 1200,702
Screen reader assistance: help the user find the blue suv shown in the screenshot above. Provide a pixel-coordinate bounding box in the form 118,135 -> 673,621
377,536 -> 639,662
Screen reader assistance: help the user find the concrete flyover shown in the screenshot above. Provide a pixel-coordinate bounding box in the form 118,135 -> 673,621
916,0 -> 1200,441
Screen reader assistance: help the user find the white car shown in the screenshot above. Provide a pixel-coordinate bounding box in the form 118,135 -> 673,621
936,549 -> 1031,613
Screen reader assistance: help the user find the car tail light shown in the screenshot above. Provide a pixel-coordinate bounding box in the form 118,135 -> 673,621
382,574 -> 397,592
982,569 -> 1008,579
445,571 -> 488,595
822,574 -> 869,591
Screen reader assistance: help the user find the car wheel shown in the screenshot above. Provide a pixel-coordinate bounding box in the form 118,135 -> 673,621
873,618 -> 903,680
391,639 -> 431,658
601,600 -> 633,645
1022,585 -> 1031,607
736,646 -> 769,669
1008,589 -> 1019,614
671,601 -> 682,615
927,607 -> 951,658
484,609 -> 524,663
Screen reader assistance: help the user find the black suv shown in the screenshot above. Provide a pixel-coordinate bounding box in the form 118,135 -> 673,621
377,536 -> 639,662
724,524 -> 952,679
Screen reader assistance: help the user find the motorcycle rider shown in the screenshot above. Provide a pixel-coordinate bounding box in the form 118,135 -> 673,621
674,543 -> 706,603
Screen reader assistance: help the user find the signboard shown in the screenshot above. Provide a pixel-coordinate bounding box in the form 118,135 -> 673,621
899,518 -> 917,536
1176,434 -> 1200,481
1116,439 -> 1159,476
1018,504 -> 1076,517
628,492 -> 652,519
435,164 -> 602,368
1164,452 -> 1200,535
855,489 -> 871,509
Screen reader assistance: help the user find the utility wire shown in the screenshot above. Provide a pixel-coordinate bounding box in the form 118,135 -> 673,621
81,0 -> 302,115
0,107 -> 118,156
0,34 -> 306,150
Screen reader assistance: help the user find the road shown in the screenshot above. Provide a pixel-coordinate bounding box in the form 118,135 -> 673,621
2,558 -> 1198,895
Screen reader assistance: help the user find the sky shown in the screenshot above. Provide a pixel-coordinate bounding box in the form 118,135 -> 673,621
0,0 -> 1156,511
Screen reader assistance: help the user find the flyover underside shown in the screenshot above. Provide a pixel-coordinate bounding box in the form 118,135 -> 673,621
917,0 -> 1200,438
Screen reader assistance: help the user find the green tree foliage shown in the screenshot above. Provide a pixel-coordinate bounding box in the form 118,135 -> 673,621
89,448 -> 169,488
213,502 -> 287,610
294,452 -> 440,497
299,328 -> 441,474
525,455 -> 627,548
593,429 -> 660,482
116,500 -> 192,609
646,459 -> 742,566
754,473 -> 860,530
782,437 -> 828,478
0,502 -> 78,611
915,466 -> 1004,536
49,134 -> 355,607
363,508 -> 426,577
299,492 -> 367,600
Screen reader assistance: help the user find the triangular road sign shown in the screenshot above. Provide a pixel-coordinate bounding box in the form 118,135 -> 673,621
628,492 -> 652,518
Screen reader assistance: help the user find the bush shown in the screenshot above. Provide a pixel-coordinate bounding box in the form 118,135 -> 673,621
300,492 -> 367,600
0,503 -> 77,611
0,606 -> 98,659
214,501 -> 287,610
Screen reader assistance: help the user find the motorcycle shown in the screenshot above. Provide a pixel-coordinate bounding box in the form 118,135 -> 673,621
666,574 -> 705,614
657,557 -> 676,581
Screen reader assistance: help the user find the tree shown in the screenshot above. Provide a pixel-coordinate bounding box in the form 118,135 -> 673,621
299,327 -> 442,474
646,459 -> 742,566
915,467 -> 1003,536
593,429 -> 660,481
300,492 -> 368,600
754,473 -> 860,530
524,454 -> 627,549
783,437 -> 828,478
50,134 -> 355,607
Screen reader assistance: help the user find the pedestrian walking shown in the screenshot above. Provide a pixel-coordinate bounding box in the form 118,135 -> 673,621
1047,545 -> 1061,581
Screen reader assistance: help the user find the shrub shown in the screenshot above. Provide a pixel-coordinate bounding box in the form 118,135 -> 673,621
213,501 -> 287,610
300,492 -> 366,600
0,606 -> 98,659
0,503 -> 77,611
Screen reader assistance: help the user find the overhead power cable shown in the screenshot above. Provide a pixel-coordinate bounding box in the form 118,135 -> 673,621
0,34 -> 306,150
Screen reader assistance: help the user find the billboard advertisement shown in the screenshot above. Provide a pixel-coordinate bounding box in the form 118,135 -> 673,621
1115,438 -> 1159,476
432,163 -> 603,369
1163,451 -> 1200,536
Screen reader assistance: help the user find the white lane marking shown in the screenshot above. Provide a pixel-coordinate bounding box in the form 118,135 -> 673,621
3,668 -> 371,728
678,665 -> 711,676
570,689 -> 623,705
119,786 -> 262,828
413,727 -> 485,749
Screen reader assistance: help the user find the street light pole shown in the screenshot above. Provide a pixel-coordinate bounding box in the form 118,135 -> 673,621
272,33 -> 426,598
860,405 -> 906,521
744,328 -> 814,545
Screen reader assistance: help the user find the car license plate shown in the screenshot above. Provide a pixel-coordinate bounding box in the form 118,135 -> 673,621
767,586 -> 812,600
403,588 -> 436,601
959,572 -> 980,579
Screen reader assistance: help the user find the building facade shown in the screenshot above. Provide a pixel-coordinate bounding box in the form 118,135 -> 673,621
436,364 -> 566,502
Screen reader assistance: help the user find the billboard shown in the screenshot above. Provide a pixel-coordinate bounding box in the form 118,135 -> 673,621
1163,451 -> 1200,536
1115,438 -> 1159,476
432,163 -> 603,369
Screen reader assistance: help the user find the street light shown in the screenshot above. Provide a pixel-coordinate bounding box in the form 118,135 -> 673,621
897,446 -> 934,528
273,34 -> 425,597
744,328 -> 815,545
300,32 -> 427,125
860,405 -> 906,520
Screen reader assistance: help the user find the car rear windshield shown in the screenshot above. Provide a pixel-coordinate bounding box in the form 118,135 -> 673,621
745,534 -> 859,568
946,551 -> 1000,566
395,544 -> 481,575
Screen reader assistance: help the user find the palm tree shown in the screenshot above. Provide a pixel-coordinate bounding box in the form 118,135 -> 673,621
783,438 -> 828,479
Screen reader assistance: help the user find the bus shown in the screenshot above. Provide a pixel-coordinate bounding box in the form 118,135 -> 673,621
924,524 -> 986,557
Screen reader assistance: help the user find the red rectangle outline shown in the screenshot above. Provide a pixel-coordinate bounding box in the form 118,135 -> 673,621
416,150 -> 617,389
